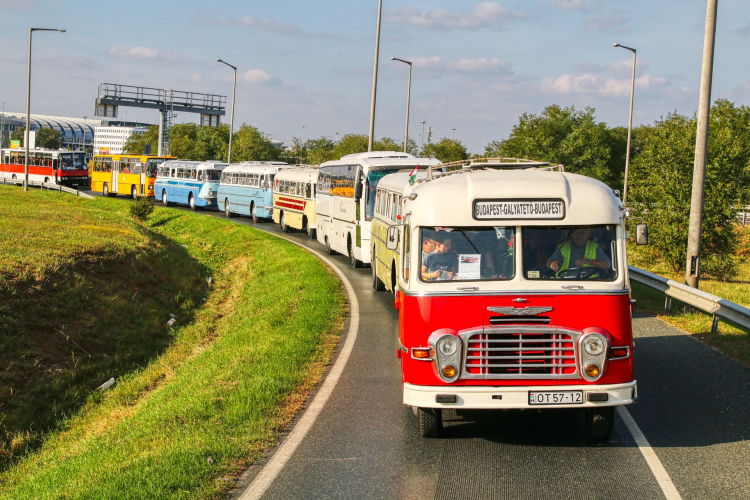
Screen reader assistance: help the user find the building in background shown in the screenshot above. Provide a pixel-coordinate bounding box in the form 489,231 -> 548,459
0,112 -> 151,151
93,126 -> 149,155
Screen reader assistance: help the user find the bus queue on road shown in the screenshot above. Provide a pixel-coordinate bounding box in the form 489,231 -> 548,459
91,153 -> 175,199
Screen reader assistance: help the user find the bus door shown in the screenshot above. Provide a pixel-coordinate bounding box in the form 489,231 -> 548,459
112,161 -> 119,192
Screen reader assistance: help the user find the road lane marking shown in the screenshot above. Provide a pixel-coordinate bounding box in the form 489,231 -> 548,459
617,406 -> 683,500
237,235 -> 360,500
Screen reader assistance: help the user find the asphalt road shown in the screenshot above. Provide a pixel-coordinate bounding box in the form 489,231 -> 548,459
87,190 -> 750,499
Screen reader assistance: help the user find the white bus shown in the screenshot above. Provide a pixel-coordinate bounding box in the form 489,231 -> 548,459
315,151 -> 441,267
273,166 -> 320,238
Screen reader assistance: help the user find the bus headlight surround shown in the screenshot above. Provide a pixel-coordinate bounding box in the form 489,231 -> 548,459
583,336 -> 605,356
578,329 -> 611,382
428,330 -> 462,383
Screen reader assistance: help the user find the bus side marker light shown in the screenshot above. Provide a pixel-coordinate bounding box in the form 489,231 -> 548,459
442,365 -> 457,378
585,364 -> 600,378
412,348 -> 432,359
394,290 -> 401,310
609,347 -> 629,359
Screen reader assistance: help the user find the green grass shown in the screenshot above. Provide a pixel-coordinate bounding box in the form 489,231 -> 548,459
628,232 -> 750,368
0,187 -> 345,499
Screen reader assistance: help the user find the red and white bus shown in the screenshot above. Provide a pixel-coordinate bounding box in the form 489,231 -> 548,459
390,161 -> 641,440
1,148 -> 89,187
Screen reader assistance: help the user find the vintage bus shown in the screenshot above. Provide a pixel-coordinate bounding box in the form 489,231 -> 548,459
217,162 -> 288,222
91,154 -> 175,198
272,166 -> 319,238
155,160 -> 228,210
390,162 -> 642,440
371,169 -> 431,293
315,152 -> 441,267
0,148 -> 89,187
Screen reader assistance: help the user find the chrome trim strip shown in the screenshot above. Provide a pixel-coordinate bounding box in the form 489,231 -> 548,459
487,306 -> 553,316
608,345 -> 631,361
398,341 -> 408,353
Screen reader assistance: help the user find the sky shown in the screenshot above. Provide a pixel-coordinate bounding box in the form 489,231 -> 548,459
1,0 -> 749,154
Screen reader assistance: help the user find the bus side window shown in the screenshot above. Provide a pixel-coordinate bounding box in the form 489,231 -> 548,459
402,225 -> 410,283
391,194 -> 398,221
306,183 -> 311,198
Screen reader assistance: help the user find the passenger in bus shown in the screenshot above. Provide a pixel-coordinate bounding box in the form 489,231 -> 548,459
421,233 -> 457,281
421,228 -> 437,261
547,228 -> 611,277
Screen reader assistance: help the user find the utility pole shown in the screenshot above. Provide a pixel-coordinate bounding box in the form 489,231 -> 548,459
614,43 -> 637,203
367,0 -> 383,152
685,0 -> 719,289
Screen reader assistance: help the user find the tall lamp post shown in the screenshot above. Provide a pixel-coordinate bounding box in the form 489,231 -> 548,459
391,57 -> 412,153
368,0 -> 384,152
420,120 -> 426,151
1,102 -> 6,149
24,28 -> 65,191
613,42 -> 636,203
216,59 -> 237,164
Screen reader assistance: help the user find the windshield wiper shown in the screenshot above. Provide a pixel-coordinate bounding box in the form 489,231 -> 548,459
457,229 -> 481,254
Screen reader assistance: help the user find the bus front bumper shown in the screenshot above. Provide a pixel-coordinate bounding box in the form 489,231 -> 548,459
403,381 -> 637,409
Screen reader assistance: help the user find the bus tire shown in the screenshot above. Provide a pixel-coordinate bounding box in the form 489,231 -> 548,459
348,237 -> 362,268
326,237 -> 335,256
586,406 -> 615,441
224,198 -> 232,218
103,183 -> 110,197
372,255 -> 385,291
307,225 -> 316,239
44,177 -> 50,184
392,266 -> 398,297
280,212 -> 290,233
162,190 -> 169,207
417,407 -> 442,438
189,193 -> 197,211
11,174 -> 17,180
251,204 -> 259,223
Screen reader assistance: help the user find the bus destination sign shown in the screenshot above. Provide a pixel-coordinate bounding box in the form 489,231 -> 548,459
473,199 -> 565,220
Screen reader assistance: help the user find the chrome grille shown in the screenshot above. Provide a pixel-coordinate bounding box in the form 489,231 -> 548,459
460,327 -> 579,379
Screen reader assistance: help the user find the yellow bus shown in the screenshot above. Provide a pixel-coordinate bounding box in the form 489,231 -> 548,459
91,154 -> 176,198
371,169 -> 429,293
273,167 -> 319,238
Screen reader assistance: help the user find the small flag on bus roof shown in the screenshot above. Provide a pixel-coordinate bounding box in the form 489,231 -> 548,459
408,165 -> 419,186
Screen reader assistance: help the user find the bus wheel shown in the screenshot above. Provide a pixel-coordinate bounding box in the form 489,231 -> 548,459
372,256 -> 385,291
132,186 -> 138,200
103,183 -> 109,197
417,407 -> 442,438
224,198 -> 232,218
44,177 -> 50,184
349,239 -> 362,268
251,204 -> 259,223
189,194 -> 197,211
586,407 -> 615,441
11,174 -> 17,180
307,226 -> 316,239
326,237 -> 335,256
280,213 -> 290,233
162,190 -> 169,207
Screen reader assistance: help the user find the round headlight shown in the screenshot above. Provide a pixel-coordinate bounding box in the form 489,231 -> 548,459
584,336 -> 605,356
585,364 -> 600,378
438,337 -> 458,356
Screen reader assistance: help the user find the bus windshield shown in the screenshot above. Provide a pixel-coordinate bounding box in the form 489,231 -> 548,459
420,226 -> 515,282
204,170 -> 221,181
59,153 -> 86,170
366,167 -> 407,220
146,159 -> 165,178
522,225 -> 617,281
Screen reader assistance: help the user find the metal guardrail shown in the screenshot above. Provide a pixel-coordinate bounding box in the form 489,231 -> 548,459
737,206 -> 750,227
629,265 -> 750,334
1,177 -> 94,199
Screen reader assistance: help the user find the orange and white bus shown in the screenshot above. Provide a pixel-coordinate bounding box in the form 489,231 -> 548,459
1,148 -> 89,187
273,166 -> 319,238
91,154 -> 175,198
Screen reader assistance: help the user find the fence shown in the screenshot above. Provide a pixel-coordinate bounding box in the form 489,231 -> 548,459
738,206 -> 750,227
1,177 -> 94,199
629,265 -> 750,334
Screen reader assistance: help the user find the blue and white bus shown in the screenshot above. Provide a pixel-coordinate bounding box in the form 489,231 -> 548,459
155,160 -> 228,211
217,162 -> 288,222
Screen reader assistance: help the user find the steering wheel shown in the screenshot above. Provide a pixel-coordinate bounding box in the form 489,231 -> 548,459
556,266 -> 597,279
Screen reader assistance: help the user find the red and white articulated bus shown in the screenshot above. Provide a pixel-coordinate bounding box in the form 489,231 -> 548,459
389,160 -> 642,440
0,148 -> 89,187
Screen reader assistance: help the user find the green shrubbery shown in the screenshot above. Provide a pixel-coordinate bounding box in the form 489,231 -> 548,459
129,196 -> 155,221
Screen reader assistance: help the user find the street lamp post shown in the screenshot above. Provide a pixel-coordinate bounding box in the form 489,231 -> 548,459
391,57 -> 412,153
368,0 -> 384,152
24,28 -> 65,191
420,120 -> 426,151
613,42 -> 636,203
216,59 -> 237,164
1,102 -> 5,149
451,128 -> 456,140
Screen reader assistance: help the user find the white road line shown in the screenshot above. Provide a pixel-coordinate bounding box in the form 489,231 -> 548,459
237,235 -> 360,500
617,406 -> 683,500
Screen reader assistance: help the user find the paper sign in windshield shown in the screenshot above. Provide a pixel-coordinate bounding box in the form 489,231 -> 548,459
474,200 -> 565,220
458,254 -> 481,280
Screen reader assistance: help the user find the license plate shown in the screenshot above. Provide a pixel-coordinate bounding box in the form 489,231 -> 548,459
529,391 -> 583,405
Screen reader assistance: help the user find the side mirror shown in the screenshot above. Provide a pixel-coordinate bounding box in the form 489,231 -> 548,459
386,226 -> 399,250
636,223 -> 648,245
353,168 -> 363,200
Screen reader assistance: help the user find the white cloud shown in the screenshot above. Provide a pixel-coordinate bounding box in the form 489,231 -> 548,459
407,56 -> 513,75
108,45 -> 159,60
585,13 -> 631,33
385,2 -> 525,31
540,73 -> 671,97
195,11 -> 345,40
574,57 -> 649,78
243,69 -> 280,86
549,0 -> 590,10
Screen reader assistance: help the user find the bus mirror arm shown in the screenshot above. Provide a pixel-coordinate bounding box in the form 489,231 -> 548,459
354,168 -> 363,201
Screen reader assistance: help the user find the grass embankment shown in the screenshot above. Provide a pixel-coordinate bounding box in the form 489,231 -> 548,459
0,186 -> 345,499
628,228 -> 750,368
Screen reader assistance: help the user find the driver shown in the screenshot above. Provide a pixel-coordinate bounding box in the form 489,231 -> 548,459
547,228 -> 610,278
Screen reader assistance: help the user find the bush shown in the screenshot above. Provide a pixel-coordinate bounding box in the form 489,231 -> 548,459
129,196 -> 155,222
700,254 -> 738,281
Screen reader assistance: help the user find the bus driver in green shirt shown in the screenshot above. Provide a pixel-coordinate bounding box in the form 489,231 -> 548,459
547,228 -> 611,278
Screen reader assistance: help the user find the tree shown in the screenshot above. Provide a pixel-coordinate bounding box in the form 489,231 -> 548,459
230,124 -> 280,162
10,127 -> 25,147
123,126 -> 158,155
487,105 -> 625,188
628,100 -> 750,278
422,138 -> 468,163
35,128 -> 62,149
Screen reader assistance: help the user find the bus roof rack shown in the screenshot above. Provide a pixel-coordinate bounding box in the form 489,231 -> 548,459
435,157 -> 565,172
